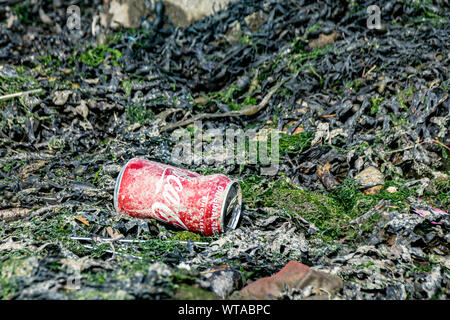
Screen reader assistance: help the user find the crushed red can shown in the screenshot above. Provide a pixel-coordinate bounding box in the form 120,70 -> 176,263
114,158 -> 242,235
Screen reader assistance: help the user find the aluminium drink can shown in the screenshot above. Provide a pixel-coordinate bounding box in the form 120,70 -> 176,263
114,158 -> 242,235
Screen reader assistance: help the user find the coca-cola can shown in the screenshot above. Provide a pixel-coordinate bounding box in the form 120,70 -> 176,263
114,158 -> 242,235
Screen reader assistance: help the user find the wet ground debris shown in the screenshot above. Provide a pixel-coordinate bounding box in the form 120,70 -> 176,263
0,0 -> 449,300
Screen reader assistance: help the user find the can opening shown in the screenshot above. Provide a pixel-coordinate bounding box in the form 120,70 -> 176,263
113,158 -> 133,214
221,182 -> 242,232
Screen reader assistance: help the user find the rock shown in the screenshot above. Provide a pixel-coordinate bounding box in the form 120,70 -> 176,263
0,208 -> 31,222
311,122 -> 330,146
225,21 -> 242,43
5,9 -> 18,29
52,90 -> 72,106
355,166 -> 384,194
308,31 -> 339,50
230,261 -> 343,300
101,0 -> 236,29
39,8 -> 53,25
166,0 -> 236,27
194,95 -> 209,106
198,266 -> 242,299
386,186 -> 398,193
422,266 -> 443,299
75,100 -> 89,119
244,10 -> 268,32
317,162 -> 339,189
101,0 -> 146,29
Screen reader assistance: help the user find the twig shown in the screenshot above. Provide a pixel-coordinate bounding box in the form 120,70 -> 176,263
70,236 -> 210,246
26,204 -> 74,220
426,139 -> 450,152
385,138 -> 450,155
82,244 -> 144,260
0,89 -> 43,101
348,200 -> 386,226
317,114 -> 336,119
160,79 -> 287,132
362,64 -> 376,78
384,143 -> 422,154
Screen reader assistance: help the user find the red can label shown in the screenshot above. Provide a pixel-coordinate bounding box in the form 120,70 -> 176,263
114,158 -> 241,235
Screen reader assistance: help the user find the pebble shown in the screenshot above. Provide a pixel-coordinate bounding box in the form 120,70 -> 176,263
355,166 -> 384,194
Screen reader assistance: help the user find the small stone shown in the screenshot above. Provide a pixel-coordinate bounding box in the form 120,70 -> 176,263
225,21 -> 241,43
101,0 -> 236,29
308,31 -> 339,50
39,8 -> 53,25
194,96 -> 209,106
355,166 -> 384,194
386,186 -> 398,193
75,100 -> 89,119
377,82 -> 387,94
52,90 -> 72,106
244,10 -> 268,32
231,261 -> 343,300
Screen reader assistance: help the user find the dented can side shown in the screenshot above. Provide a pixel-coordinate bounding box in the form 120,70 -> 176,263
113,158 -> 242,235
